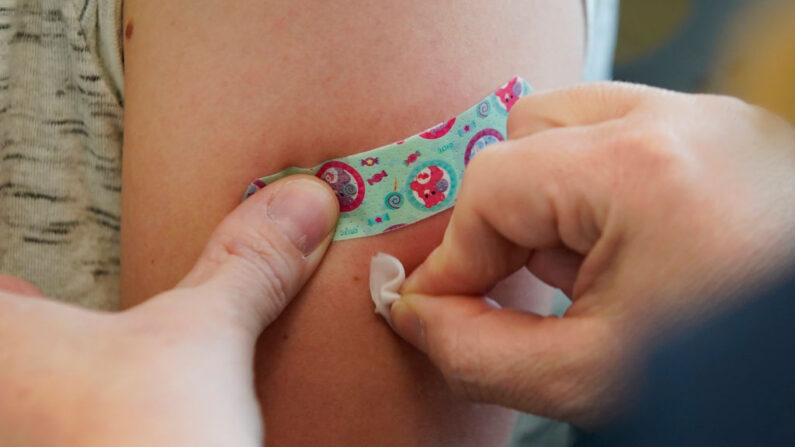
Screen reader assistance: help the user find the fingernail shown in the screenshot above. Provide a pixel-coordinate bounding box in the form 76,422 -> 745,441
267,178 -> 338,255
390,298 -> 427,352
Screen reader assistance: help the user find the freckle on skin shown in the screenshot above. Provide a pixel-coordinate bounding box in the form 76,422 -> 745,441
125,20 -> 134,39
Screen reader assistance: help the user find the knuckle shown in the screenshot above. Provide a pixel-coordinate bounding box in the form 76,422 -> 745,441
591,81 -> 660,112
609,120 -> 694,187
211,227 -> 297,304
608,129 -> 698,213
694,92 -> 749,112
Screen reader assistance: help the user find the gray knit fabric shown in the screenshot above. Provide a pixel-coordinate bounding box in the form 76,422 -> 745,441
0,0 -> 123,310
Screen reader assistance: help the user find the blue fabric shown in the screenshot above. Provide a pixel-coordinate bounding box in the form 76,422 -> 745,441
575,270 -> 795,447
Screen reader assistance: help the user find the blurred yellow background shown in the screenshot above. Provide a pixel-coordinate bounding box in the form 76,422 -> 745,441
614,0 -> 794,122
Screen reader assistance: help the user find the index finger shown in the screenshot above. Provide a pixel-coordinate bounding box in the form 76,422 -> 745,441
507,81 -> 658,139
400,129 -> 605,297
400,83 -> 655,297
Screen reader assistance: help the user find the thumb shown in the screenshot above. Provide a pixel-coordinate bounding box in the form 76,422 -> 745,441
390,293 -> 624,426
171,175 -> 339,334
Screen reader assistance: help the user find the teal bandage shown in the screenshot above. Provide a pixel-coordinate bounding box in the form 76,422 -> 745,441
244,76 -> 532,241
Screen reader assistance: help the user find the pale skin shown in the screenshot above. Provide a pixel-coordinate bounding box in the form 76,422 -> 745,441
120,1 -> 583,445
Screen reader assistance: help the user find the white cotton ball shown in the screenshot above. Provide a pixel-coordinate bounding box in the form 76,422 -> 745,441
369,253 -> 406,326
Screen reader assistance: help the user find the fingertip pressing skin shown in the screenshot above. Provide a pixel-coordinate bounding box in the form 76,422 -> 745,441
0,275 -> 44,297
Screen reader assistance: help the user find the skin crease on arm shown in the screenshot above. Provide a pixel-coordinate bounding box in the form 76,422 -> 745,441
120,1 -> 584,445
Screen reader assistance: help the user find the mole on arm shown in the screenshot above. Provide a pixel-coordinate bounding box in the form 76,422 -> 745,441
125,20 -> 134,40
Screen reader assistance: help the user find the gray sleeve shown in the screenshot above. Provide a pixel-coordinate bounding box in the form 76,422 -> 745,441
78,0 -> 124,103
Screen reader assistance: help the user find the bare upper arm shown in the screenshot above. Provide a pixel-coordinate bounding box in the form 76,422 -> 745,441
121,1 -> 583,445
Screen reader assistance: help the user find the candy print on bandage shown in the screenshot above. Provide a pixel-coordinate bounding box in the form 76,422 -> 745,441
367,170 -> 388,186
404,151 -> 421,166
368,213 -> 391,226
243,76 -> 532,241
361,157 -> 379,167
456,120 -> 477,138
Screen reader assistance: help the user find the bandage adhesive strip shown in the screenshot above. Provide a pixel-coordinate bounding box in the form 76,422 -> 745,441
243,76 -> 532,241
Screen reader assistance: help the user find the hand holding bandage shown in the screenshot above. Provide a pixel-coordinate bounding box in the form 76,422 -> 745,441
0,177 -> 339,446
387,82 -> 795,428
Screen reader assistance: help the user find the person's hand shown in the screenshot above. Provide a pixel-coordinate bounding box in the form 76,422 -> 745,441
388,83 -> 795,427
0,176 -> 338,446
